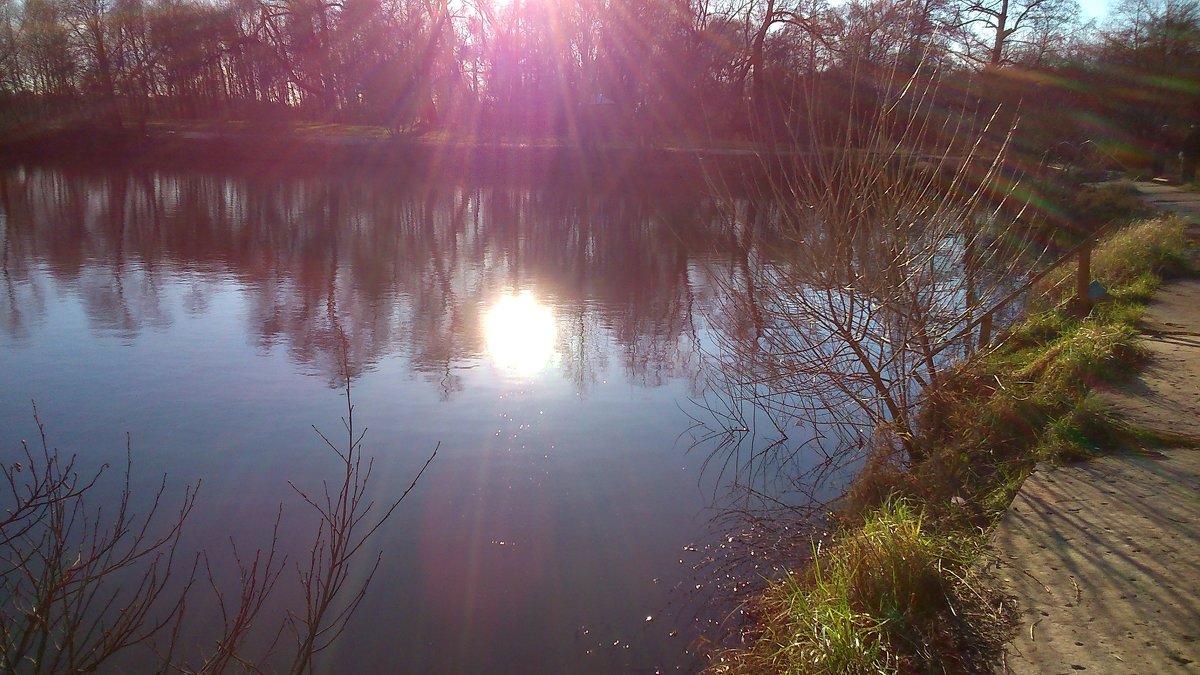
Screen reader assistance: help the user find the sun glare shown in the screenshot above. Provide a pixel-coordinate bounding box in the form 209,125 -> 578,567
484,291 -> 556,376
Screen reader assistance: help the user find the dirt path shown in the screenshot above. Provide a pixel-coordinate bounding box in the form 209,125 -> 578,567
993,183 -> 1200,674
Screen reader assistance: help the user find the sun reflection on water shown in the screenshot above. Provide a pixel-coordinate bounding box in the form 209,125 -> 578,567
484,291 -> 556,375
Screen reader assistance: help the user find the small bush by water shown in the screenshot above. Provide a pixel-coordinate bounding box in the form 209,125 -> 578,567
709,500 -> 1003,674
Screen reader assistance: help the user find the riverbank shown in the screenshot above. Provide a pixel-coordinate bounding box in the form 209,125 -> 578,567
0,120 -> 779,186
708,192 -> 1197,672
0,120 -> 979,191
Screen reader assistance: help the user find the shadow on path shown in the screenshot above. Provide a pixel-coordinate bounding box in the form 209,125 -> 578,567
994,448 -> 1200,673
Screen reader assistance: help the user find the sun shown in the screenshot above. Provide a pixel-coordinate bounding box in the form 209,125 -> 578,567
484,291 -> 556,376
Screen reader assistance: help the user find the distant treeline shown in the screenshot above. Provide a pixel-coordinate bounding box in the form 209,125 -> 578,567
0,0 -> 1197,155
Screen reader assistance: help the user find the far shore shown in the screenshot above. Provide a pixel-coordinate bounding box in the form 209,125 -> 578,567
1,120 -> 772,177
0,120 -> 973,187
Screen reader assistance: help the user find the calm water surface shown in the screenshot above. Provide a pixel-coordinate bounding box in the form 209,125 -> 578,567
0,161 -> 774,672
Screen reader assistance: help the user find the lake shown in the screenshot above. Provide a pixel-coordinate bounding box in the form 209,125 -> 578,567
0,159 -> 802,673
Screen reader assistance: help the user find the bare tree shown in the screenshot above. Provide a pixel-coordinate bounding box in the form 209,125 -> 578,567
950,0 -> 1082,65
697,53 -> 1051,502
17,0 -> 76,99
63,0 -> 124,127
0,0 -> 22,93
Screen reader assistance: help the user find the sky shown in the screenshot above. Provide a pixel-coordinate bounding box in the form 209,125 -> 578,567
1080,0 -> 1113,22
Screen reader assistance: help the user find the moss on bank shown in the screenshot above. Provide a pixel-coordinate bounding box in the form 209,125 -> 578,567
709,215 -> 1194,674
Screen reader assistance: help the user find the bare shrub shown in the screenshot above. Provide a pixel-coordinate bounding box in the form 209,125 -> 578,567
0,406 -> 195,673
2,362 -> 436,673
284,372 -> 437,674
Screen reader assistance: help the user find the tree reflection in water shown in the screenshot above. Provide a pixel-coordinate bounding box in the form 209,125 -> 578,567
0,163 -> 741,398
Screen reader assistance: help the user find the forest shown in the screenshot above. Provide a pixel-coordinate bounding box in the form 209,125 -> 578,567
0,0 -> 1197,161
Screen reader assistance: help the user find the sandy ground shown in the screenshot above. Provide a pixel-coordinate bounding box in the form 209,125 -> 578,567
992,183 -> 1200,674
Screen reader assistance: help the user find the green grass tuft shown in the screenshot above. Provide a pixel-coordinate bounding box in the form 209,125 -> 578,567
1035,393 -> 1119,462
712,500 -> 1004,674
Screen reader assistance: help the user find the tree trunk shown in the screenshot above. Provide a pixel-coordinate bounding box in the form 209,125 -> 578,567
990,0 -> 1009,65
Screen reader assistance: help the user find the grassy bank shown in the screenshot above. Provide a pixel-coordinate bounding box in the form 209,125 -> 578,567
709,213 -> 1194,674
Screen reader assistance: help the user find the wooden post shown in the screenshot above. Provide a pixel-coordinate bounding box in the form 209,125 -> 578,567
1075,240 -> 1093,316
964,237 -> 977,355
